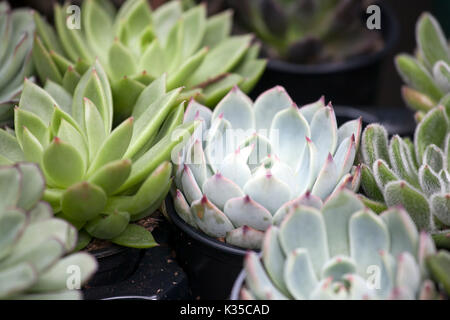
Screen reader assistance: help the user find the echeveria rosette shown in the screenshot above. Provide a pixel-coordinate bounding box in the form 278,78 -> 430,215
238,190 -> 441,300
0,2 -> 35,125
172,86 -> 362,249
396,13 -> 450,122
360,105 -> 450,249
32,0 -> 266,120
0,163 -> 97,300
229,0 -> 383,64
0,61 -> 196,249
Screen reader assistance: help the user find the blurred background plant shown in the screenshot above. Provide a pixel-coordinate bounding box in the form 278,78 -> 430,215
227,0 -> 384,65
0,2 -> 35,126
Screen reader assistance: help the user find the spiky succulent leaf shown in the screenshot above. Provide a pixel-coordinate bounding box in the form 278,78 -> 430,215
33,0 -> 266,115
0,62 -> 195,249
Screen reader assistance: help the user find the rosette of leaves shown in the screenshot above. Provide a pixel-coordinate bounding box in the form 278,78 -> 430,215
0,163 -> 97,300
360,105 -> 450,249
0,61 -> 196,249
396,13 -> 450,122
238,190 -> 441,300
228,0 -> 384,64
32,0 -> 265,120
0,2 -> 35,125
172,86 -> 362,249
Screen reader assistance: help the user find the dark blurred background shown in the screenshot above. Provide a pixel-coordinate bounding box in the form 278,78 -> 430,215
11,0 -> 447,108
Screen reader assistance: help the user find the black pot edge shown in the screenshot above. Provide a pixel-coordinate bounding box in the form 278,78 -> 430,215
264,2 -> 399,75
165,196 -> 250,258
89,244 -> 131,259
229,269 -> 246,300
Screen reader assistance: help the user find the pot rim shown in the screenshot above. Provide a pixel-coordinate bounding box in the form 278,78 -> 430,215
89,244 -> 129,259
229,269 -> 246,300
264,2 -> 399,75
165,196 -> 250,257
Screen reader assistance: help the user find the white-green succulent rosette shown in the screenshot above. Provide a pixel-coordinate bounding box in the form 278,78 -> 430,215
0,163 -> 97,300
0,2 -> 35,124
172,86 -> 362,249
239,190 -> 442,300
33,0 -> 265,121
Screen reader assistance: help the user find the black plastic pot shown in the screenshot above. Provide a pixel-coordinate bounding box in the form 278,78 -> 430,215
334,105 -> 416,137
165,196 -> 251,300
250,3 -> 399,107
83,217 -> 191,300
86,245 -> 142,287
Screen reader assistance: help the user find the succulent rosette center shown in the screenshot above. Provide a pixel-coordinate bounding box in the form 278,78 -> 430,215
172,86 -> 362,249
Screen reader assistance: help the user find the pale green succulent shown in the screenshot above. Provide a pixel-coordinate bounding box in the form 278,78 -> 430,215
0,163 -> 97,300
396,13 -> 450,122
172,86 -> 362,249
33,0 -> 265,121
0,61 -> 195,249
360,105 -> 450,249
0,2 -> 35,124
238,190 -> 440,300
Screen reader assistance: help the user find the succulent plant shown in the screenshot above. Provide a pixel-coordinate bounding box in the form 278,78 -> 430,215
426,250 -> 450,296
0,61 -> 196,249
228,0 -> 384,64
0,163 -> 97,300
396,13 -> 450,122
359,105 -> 450,249
0,2 -> 35,125
238,190 -> 441,300
172,86 -> 362,249
33,0 -> 265,120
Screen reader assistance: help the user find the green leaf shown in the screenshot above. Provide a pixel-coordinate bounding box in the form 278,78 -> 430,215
179,4 -> 206,59
186,35 -> 252,87
43,138 -> 86,188
111,224 -> 158,249
360,164 -> 385,202
22,127 -> 44,164
19,79 -> 57,125
201,74 -> 243,107
0,130 -> 24,163
384,180 -> 432,231
361,124 -> 390,168
395,54 -> 443,102
61,181 -> 107,222
83,98 -> 106,163
88,159 -> 131,195
426,250 -> 450,295
201,10 -> 232,48
131,74 -> 167,119
125,88 -> 182,159
430,193 -> 450,226
62,67 -> 81,94
414,106 -> 448,160
388,135 -> 419,187
85,211 -> 130,240
401,86 -> 436,113
32,36 -> 63,84
416,13 -> 450,68
74,230 -> 92,251
87,117 -> 133,176
15,108 -> 50,148
167,47 -> 208,90
108,40 -> 137,81
112,76 -> 145,121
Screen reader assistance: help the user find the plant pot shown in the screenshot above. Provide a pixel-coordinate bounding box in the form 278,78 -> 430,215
229,269 -> 246,300
165,196 -> 251,300
334,105 -> 416,137
86,245 -> 142,287
83,216 -> 192,300
250,3 -> 399,107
